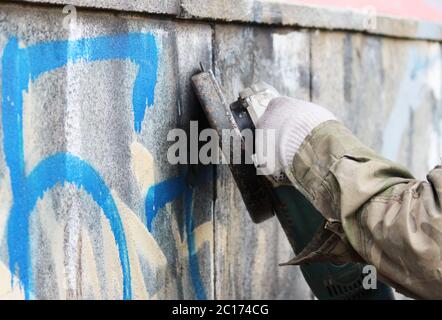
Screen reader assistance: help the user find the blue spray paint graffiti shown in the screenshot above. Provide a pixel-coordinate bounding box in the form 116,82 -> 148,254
145,175 -> 187,233
145,167 -> 213,300
2,33 -> 158,299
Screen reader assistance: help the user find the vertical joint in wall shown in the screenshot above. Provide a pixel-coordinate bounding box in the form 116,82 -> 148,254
209,22 -> 218,300
308,31 -> 313,102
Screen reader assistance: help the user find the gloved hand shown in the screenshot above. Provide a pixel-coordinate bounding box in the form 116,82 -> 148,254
254,97 -> 337,178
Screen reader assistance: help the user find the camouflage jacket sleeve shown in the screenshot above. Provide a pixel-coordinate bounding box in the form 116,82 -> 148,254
286,120 -> 442,299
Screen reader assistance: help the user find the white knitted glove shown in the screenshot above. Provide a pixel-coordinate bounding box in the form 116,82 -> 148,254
255,97 -> 337,177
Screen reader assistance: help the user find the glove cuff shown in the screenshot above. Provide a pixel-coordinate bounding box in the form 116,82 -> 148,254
272,97 -> 337,169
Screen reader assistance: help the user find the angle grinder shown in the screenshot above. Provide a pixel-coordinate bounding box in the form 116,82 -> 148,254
191,69 -> 394,300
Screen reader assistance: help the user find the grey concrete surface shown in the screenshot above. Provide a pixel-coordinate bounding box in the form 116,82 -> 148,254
0,3 -> 213,299
181,0 -> 442,41
15,0 -> 180,15
15,0 -> 442,41
0,1 -> 440,300
311,31 -> 442,180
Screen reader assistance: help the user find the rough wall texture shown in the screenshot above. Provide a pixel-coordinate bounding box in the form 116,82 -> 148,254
0,1 -> 440,299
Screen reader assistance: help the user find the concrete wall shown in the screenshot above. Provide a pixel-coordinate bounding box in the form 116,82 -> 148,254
0,1 -> 440,299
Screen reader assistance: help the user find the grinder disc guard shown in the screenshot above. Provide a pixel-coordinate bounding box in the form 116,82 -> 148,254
191,70 -> 275,223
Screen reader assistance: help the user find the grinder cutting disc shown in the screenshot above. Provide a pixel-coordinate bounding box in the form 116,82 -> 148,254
191,70 -> 275,223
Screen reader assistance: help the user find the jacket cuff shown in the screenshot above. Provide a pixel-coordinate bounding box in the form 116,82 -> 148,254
282,120 -> 371,264
285,120 -> 368,222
